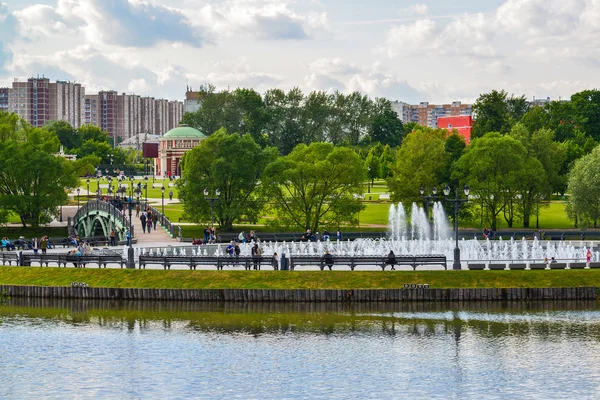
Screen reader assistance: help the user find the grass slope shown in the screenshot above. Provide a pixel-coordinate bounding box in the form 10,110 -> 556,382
1,267 -> 600,290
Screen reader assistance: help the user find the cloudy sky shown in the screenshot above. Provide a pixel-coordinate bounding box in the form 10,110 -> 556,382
0,0 -> 598,103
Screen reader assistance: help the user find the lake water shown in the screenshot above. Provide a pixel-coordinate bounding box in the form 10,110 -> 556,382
1,299 -> 600,399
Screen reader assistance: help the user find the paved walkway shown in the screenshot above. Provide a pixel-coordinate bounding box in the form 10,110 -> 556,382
134,221 -> 177,244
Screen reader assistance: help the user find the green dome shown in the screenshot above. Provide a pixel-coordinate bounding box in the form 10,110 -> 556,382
162,124 -> 206,139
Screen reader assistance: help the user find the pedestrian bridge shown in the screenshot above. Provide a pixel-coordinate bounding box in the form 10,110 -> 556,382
72,200 -> 133,241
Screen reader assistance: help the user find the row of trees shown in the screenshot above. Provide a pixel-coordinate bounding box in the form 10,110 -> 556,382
45,120 -> 138,166
181,86 -> 404,154
178,131 -> 365,232
0,112 -> 95,226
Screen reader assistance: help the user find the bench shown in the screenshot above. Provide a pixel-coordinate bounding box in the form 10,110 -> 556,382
22,254 -> 126,268
138,255 -> 276,270
508,263 -> 526,270
289,255 -> 447,271
488,263 -> 507,271
529,263 -> 547,270
467,263 -> 485,270
1,252 -> 19,265
549,262 -> 567,270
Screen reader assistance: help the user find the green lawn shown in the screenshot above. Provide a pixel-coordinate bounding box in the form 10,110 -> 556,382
0,267 -> 599,290
79,178 -> 179,199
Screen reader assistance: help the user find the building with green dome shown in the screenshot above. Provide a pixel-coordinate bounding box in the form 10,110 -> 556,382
157,124 -> 207,176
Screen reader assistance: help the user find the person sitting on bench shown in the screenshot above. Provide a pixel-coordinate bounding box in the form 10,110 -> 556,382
386,250 -> 397,271
322,249 -> 334,271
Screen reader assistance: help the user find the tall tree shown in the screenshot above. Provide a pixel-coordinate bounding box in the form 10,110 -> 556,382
178,130 -> 277,231
452,133 -> 528,230
506,94 -> 529,123
0,127 -> 92,227
566,145 -> 600,228
46,120 -> 81,150
387,127 -> 448,204
571,89 -> 600,141
262,142 -> 365,232
369,98 -> 403,147
471,90 -> 511,139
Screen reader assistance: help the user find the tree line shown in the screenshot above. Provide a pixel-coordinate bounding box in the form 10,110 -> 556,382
181,85 -> 404,154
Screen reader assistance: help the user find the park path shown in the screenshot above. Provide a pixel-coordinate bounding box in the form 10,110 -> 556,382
135,220 -> 177,245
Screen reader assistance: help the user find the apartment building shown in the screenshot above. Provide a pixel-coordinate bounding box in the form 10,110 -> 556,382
5,77 -> 85,127
84,90 -> 118,139
0,88 -> 8,112
391,100 -> 472,128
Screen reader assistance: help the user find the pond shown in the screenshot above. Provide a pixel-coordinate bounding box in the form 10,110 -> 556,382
1,299 -> 600,399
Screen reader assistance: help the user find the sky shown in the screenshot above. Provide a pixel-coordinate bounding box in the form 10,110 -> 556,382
0,0 -> 599,103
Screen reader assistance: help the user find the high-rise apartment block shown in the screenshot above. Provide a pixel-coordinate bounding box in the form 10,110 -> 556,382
6,77 -> 85,128
0,76 -> 183,141
391,101 -> 472,128
184,86 -> 202,113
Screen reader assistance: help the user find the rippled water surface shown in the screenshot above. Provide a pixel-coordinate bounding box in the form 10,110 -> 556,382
2,299 -> 600,399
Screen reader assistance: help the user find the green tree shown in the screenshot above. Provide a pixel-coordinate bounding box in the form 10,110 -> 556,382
452,133 -> 528,230
78,124 -> 111,144
178,130 -> 277,230
369,98 -> 403,147
443,133 -> 466,187
379,144 -> 395,178
571,89 -> 600,141
76,140 -> 127,165
506,94 -> 529,123
365,144 -> 382,187
566,145 -> 600,227
46,120 -> 81,150
387,127 -> 448,204
0,127 -> 91,227
262,142 -> 365,231
0,111 -> 24,141
471,90 -> 511,139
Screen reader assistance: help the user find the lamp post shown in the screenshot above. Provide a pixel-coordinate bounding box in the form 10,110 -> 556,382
367,166 -> 371,194
96,176 -> 100,199
204,188 -> 221,228
161,185 -> 165,214
86,179 -> 90,201
129,176 -> 134,199
76,188 -> 80,209
144,176 -> 148,206
420,186 -> 438,220
126,200 -> 137,269
107,176 -> 113,198
443,184 -> 470,270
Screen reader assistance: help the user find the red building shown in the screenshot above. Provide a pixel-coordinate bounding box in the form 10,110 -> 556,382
437,115 -> 473,144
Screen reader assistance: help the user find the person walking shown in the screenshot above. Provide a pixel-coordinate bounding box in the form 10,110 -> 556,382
586,248 -> 592,264
110,229 -> 116,246
336,229 -> 342,241
271,252 -> 279,271
152,212 -> 158,230
140,212 -> 147,234
169,189 -> 173,201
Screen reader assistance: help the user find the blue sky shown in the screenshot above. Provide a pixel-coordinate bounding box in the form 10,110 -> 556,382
1,0 -> 598,103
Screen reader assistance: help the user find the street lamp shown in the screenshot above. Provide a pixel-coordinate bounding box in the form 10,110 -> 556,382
144,176 -> 148,205
420,186 -> 438,220
86,179 -> 90,201
76,187 -> 80,209
161,185 -> 165,214
126,200 -> 137,269
129,176 -> 134,199
443,184 -> 470,270
204,188 -> 221,228
96,176 -> 100,199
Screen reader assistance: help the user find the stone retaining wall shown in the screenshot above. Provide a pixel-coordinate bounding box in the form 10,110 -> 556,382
1,285 -> 597,302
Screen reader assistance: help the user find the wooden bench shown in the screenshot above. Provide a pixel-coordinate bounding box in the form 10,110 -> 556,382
289,255 -> 447,271
549,262 -> 567,270
138,255 -> 275,270
1,252 -> 19,265
508,263 -> 526,270
467,263 -> 485,270
488,263 -> 507,271
529,263 -> 547,270
568,262 -> 587,269
22,254 -> 126,268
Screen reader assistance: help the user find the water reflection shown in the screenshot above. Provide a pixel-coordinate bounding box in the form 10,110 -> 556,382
2,299 -> 600,398
2,298 -> 600,339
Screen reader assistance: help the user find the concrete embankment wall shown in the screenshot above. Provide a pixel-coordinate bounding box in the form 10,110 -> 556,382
1,285 -> 597,302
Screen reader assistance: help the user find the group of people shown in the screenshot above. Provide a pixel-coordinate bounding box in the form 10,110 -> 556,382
199,226 -> 217,244
139,208 -> 158,234
300,229 -> 342,242
2,236 -> 52,253
482,228 -> 495,239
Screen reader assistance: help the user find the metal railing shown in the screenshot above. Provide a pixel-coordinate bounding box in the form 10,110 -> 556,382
142,201 -> 182,241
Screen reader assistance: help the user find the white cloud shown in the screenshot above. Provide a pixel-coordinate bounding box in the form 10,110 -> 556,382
398,4 -> 428,17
